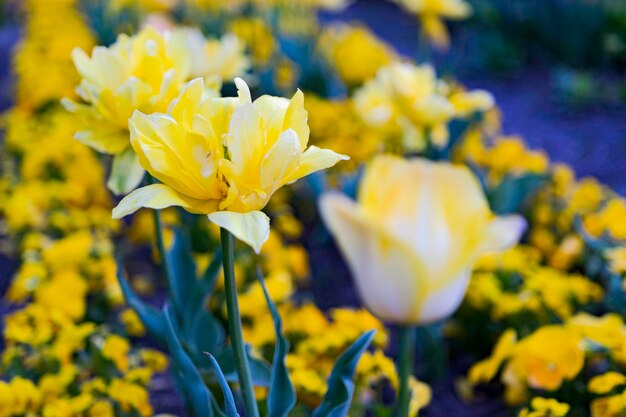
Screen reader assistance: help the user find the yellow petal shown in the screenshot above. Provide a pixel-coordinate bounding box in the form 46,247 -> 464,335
112,184 -> 217,219
285,146 -> 349,184
208,211 -> 270,254
260,129 -> 302,190
74,130 -> 129,155
319,192 -> 428,324
107,147 -> 146,195
421,15 -> 450,50
479,215 -> 527,253
283,89 -> 310,148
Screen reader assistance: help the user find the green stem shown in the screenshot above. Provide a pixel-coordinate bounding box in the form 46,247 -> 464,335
220,228 -> 259,417
152,208 -> 171,287
397,326 -> 416,417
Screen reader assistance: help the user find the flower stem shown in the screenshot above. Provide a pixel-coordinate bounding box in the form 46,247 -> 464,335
152,208 -> 171,286
397,325 -> 416,417
220,228 -> 259,417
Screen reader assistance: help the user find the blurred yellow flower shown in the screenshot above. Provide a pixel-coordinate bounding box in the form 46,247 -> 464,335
318,23 -> 396,87
113,77 -> 347,252
589,372 -> 626,395
354,62 -> 493,151
320,155 -> 525,324
519,397 -> 570,417
392,0 -> 472,49
504,326 -> 584,397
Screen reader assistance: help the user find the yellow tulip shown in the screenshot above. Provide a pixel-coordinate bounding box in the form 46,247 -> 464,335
63,26 -> 249,195
319,155 -> 525,324
113,77 -> 347,252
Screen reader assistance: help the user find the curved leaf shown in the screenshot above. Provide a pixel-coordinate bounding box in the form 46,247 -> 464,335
312,330 -> 376,417
214,346 -> 271,387
257,267 -> 296,417
206,353 -> 240,417
163,304 -> 215,417
116,261 -> 165,344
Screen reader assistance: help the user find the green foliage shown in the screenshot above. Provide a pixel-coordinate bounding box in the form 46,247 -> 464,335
206,353 -> 240,417
163,304 -> 215,417
313,330 -> 376,417
487,173 -> 548,215
256,267 -> 296,417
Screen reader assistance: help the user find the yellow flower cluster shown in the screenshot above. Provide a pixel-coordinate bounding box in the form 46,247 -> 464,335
318,23 -> 396,87
13,0 -> 95,110
305,95 -> 383,171
469,313 -> 626,405
354,62 -> 495,152
465,245 -> 603,322
0,3 -> 170,416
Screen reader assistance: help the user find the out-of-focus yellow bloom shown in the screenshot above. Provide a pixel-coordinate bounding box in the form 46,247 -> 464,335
108,379 -> 153,417
110,0 -> 178,12
591,391 -> 626,417
392,0 -> 472,49
102,335 -> 131,372
568,313 -> 626,365
409,377 -> 432,417
228,18 -> 276,67
589,372 -> 626,395
0,377 -> 42,416
120,308 -> 147,337
113,78 -> 347,252
469,329 -> 517,384
177,28 -> 250,83
14,0 -> 95,110
606,247 -> 626,275
89,400 -> 115,417
502,326 -> 584,402
306,95 -> 382,170
318,23 -> 396,87
320,155 -> 525,324
354,62 -> 494,151
584,199 -> 626,240
519,397 -> 570,417
140,349 -> 169,372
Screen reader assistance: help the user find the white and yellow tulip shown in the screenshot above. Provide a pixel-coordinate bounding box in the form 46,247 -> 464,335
320,155 -> 525,324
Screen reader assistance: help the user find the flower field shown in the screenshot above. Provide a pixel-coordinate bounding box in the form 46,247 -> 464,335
0,0 -> 625,416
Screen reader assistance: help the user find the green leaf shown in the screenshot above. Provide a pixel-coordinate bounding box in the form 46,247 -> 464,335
312,330 -> 376,417
214,346 -> 272,388
165,229 -> 198,320
107,147 -> 145,195
185,310 -> 226,364
163,304 -> 215,417
488,173 -> 548,215
256,267 -> 296,417
116,261 -> 165,343
206,353 -> 240,417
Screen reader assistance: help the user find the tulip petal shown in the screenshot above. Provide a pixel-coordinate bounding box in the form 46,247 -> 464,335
418,269 -> 472,324
208,211 -> 270,254
480,215 -> 527,253
261,129 -> 301,189
107,147 -> 146,195
285,146 -> 349,184
319,192 -> 427,324
112,184 -> 217,219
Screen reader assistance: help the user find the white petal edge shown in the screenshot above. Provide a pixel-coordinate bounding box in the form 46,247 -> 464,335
480,215 -> 527,253
107,148 -> 146,195
208,210 -> 270,254
112,184 -> 209,219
